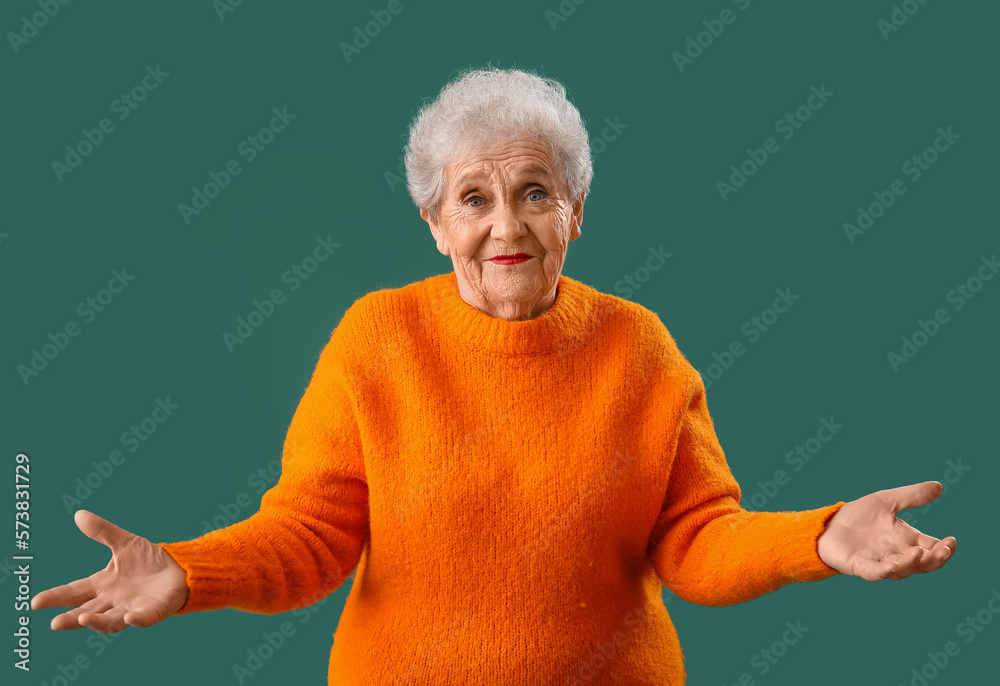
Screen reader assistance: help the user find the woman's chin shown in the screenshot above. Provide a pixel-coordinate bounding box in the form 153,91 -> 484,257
484,276 -> 545,302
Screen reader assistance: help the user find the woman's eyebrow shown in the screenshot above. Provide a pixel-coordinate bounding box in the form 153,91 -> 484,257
454,165 -> 554,192
453,169 -> 488,189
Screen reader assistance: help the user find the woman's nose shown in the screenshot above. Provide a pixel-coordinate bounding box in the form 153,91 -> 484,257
490,202 -> 527,242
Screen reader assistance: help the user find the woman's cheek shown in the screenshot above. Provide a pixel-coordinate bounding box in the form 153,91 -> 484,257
455,222 -> 485,257
536,209 -> 571,249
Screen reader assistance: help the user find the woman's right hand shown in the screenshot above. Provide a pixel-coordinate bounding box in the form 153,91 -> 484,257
31,510 -> 190,633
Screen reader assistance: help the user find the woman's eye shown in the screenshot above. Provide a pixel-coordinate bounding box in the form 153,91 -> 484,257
527,190 -> 546,201
467,197 -> 483,207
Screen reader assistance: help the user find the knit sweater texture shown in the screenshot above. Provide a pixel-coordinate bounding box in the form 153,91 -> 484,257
158,270 -> 846,685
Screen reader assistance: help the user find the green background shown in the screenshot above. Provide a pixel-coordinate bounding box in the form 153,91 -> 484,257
3,0 -> 997,684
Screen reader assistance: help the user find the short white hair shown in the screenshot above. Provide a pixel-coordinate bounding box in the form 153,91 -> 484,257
403,66 -> 594,218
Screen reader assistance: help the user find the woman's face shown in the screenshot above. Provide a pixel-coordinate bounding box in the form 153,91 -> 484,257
421,137 -> 585,321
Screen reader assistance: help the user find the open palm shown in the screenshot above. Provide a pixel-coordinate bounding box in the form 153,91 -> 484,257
818,481 -> 957,581
31,510 -> 189,633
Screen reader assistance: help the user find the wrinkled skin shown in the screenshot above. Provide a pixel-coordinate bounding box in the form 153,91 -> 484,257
421,137 -> 585,321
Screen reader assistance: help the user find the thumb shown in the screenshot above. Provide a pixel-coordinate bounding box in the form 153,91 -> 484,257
74,510 -> 134,552
881,481 -> 944,514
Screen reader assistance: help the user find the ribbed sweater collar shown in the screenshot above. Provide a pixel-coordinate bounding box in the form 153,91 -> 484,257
426,270 -> 602,357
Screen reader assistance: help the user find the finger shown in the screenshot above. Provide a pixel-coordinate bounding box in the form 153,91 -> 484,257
887,544 -> 928,579
884,481 -> 944,514
79,606 -> 129,634
32,577 -> 97,610
51,597 -> 111,631
855,555 -> 898,582
853,554 -> 899,581
124,601 -> 168,629
905,529 -> 957,559
75,510 -> 135,553
909,528 -> 941,551
912,539 -> 957,575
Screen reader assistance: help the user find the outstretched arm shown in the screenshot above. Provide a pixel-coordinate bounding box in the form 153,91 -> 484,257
648,371 -> 846,606
35,325 -> 370,630
156,328 -> 370,616
648,371 -> 956,605
817,480 -> 956,580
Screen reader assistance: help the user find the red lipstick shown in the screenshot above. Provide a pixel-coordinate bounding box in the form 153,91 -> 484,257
487,253 -> 533,265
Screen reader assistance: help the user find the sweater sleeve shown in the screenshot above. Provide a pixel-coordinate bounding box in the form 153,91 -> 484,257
648,369 -> 845,606
156,326 -> 370,615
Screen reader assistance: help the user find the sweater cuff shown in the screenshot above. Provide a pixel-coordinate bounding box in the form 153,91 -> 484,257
777,501 -> 846,583
157,540 -> 238,615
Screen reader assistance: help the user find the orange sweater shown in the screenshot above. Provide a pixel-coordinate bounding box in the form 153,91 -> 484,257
159,271 -> 846,685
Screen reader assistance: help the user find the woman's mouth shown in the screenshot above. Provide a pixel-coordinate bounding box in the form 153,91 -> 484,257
487,253 -> 533,265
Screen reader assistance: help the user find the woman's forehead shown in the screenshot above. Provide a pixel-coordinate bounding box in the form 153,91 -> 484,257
446,141 -> 558,186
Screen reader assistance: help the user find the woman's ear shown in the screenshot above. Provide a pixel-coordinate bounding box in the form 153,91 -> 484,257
420,208 -> 450,256
570,192 -> 585,240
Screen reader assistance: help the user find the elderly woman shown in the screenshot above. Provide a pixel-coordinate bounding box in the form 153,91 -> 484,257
34,68 -> 956,685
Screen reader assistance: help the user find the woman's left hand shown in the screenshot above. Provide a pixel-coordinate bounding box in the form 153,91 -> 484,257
817,481 -> 957,581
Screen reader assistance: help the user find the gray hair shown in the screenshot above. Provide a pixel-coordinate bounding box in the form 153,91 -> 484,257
403,66 -> 594,218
